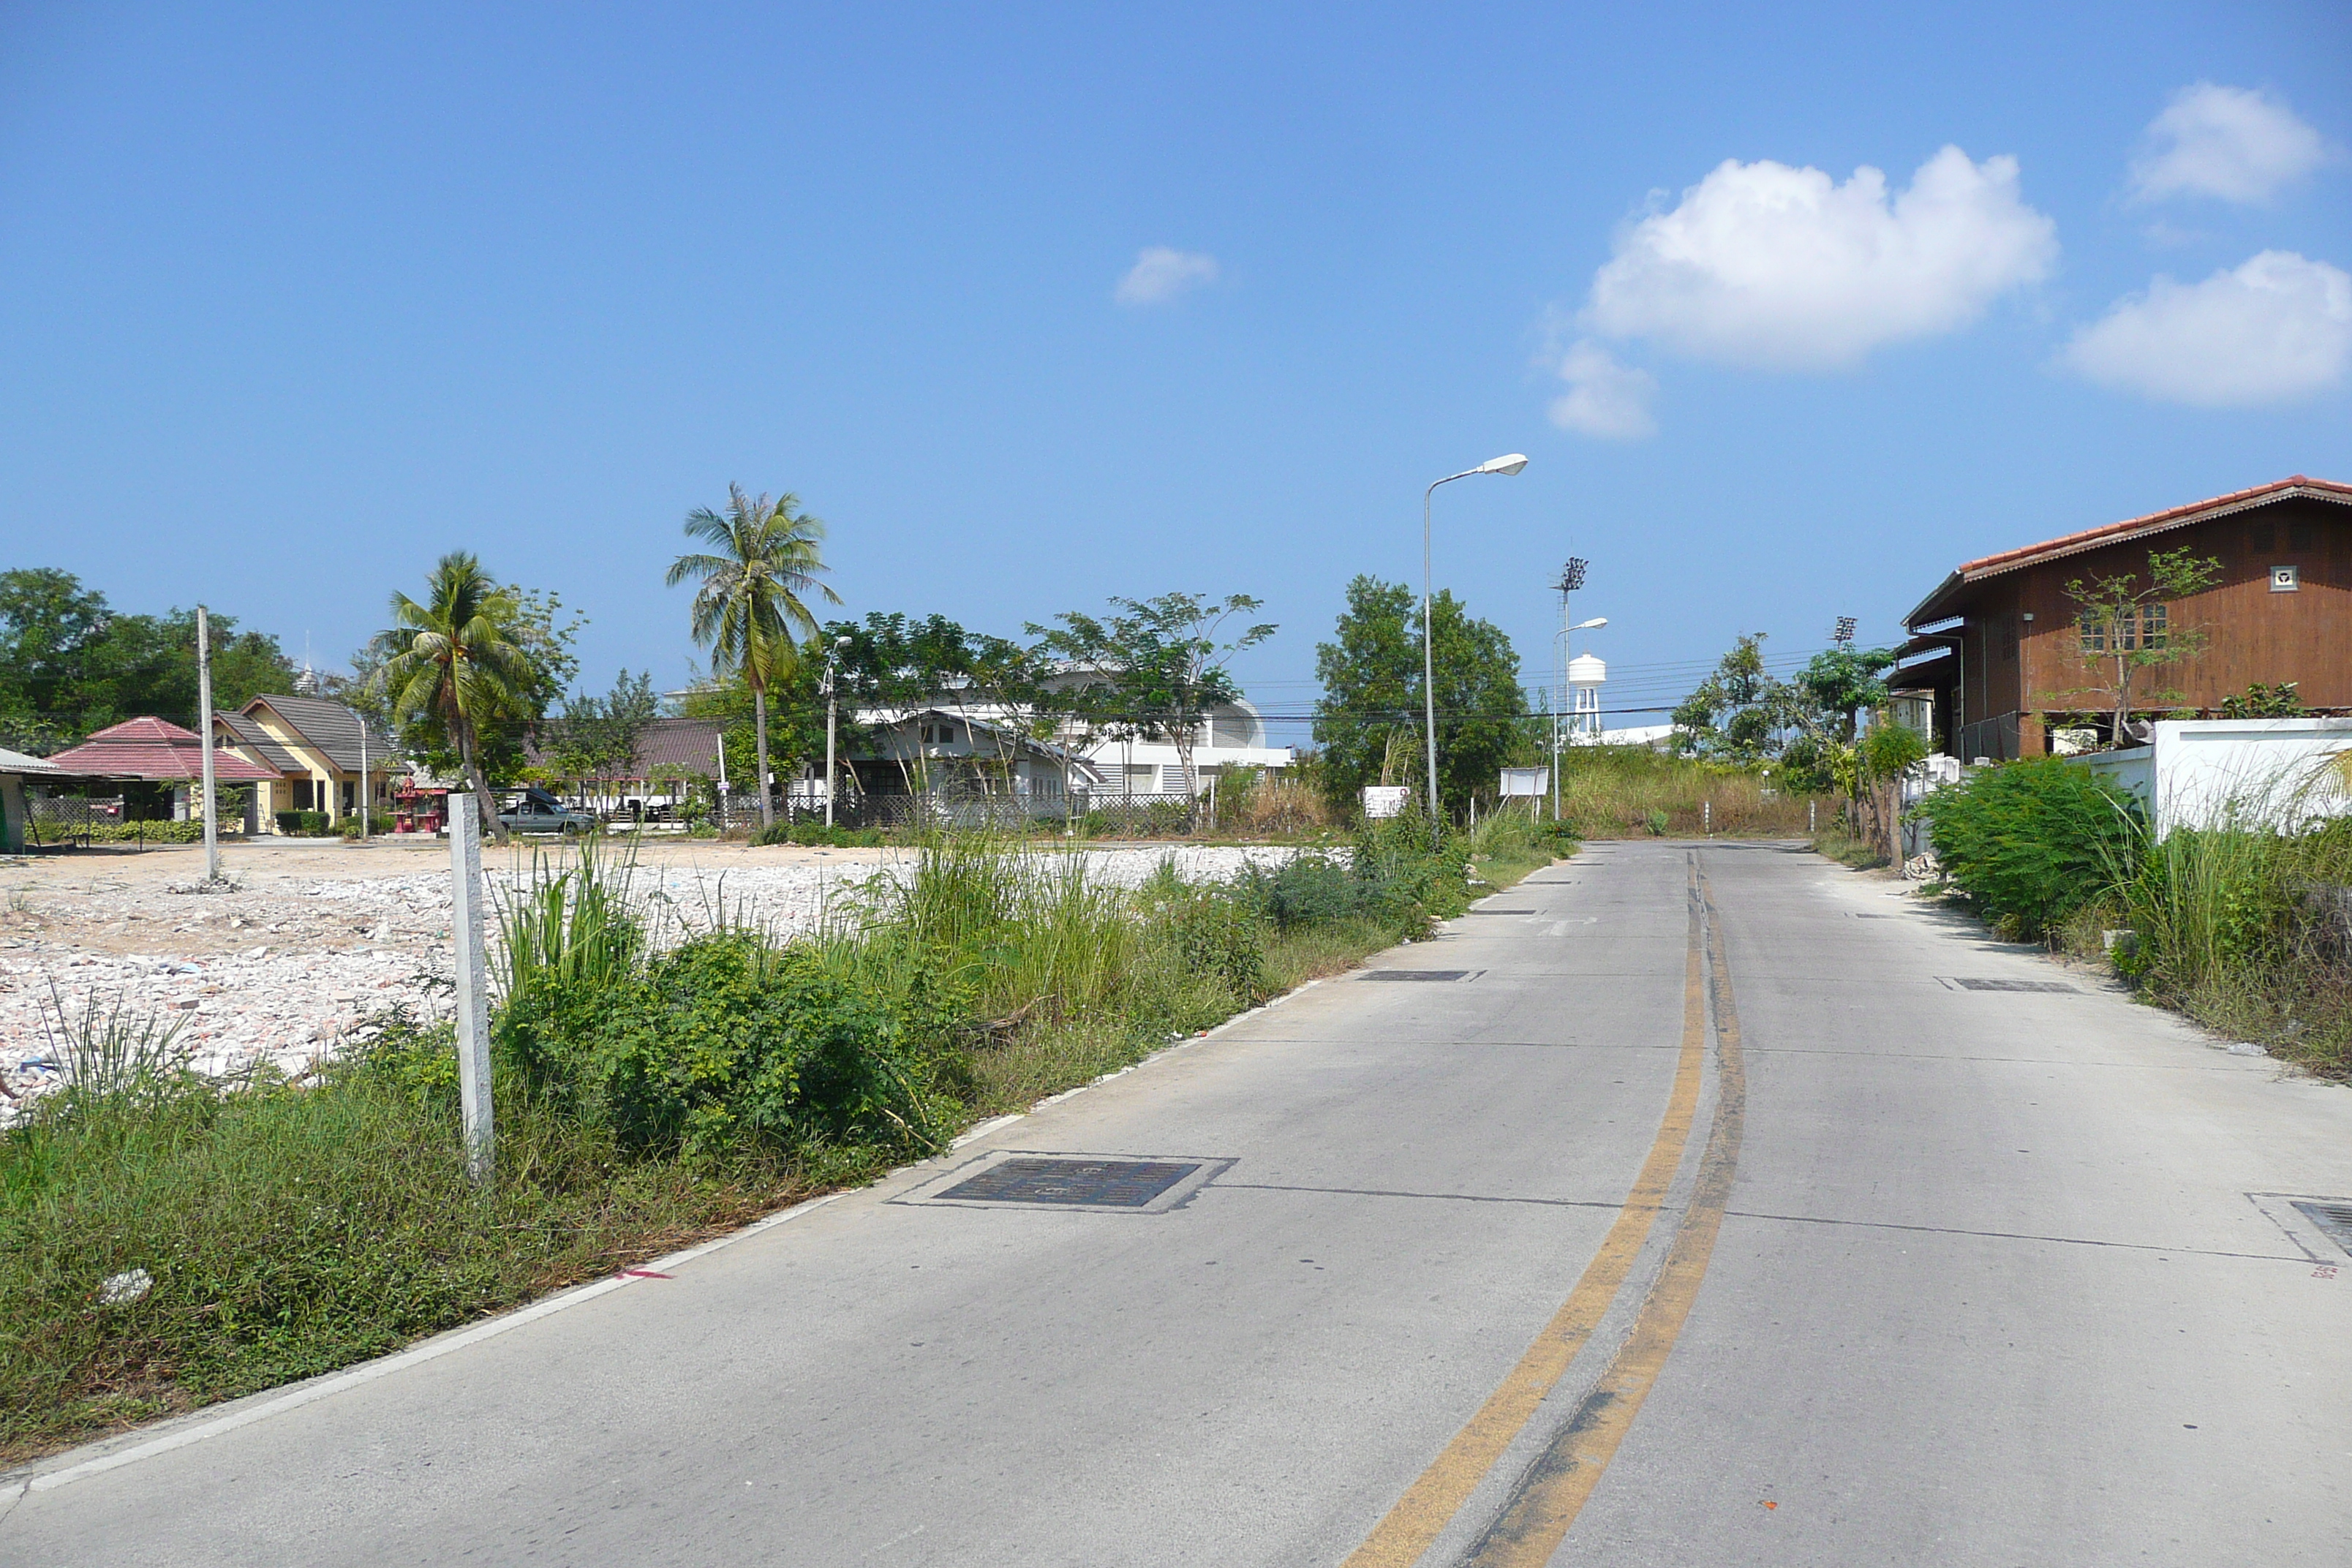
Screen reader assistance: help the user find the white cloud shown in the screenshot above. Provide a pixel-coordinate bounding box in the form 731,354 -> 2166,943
2062,249 -> 2351,407
1114,247 -> 1219,306
1583,146 -> 2058,370
1548,340 -> 1657,439
2128,83 -> 2328,205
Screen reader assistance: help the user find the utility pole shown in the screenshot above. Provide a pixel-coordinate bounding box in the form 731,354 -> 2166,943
823,635 -> 850,829
358,706 -> 369,843
197,605 -> 219,882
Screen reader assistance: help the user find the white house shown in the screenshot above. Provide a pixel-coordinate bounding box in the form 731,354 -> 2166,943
835,692 -> 1292,802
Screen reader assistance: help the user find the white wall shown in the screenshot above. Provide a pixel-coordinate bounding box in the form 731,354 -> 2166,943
2077,719 -> 2352,839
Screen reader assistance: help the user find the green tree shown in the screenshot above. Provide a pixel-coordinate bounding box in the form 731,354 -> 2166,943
353,582 -> 577,787
0,569 -> 298,751
1312,576 -> 1526,818
0,569 -> 110,747
827,612 -> 1058,795
1030,592 -> 1274,792
1774,641 -> 1901,793
1788,644 -> 1898,744
370,553 -> 535,842
2064,546 -> 2225,742
666,485 -> 840,830
548,669 -> 659,789
1673,633 -> 1792,761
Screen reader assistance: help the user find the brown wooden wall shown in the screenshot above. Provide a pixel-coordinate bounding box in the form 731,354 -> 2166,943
1950,495 -> 2351,734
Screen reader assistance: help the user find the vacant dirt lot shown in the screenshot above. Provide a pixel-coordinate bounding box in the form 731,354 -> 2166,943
0,837 -> 1292,1114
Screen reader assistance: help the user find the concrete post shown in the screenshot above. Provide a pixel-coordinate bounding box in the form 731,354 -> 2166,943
448,794 -> 494,1183
197,606 -> 219,882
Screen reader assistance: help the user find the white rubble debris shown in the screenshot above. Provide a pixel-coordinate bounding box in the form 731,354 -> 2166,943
0,843 -> 1297,1123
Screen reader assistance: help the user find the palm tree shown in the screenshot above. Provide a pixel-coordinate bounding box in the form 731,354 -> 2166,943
666,484 -> 840,831
372,552 -> 532,843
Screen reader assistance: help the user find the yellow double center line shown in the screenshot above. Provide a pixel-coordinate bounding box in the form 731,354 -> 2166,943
1343,856 -> 1747,1568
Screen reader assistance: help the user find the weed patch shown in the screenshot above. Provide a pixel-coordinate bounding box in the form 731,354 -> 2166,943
4,821 -> 1563,1460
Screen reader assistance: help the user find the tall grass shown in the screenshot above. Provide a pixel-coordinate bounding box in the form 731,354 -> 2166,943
4,821 -> 1566,1460
495,838 -> 646,998
1910,752 -> 2352,1074
1550,745 -> 1825,837
2091,817 -> 2352,1073
1,1006 -> 786,1460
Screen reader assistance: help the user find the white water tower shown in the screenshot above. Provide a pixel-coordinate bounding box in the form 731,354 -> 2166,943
1568,653 -> 1606,741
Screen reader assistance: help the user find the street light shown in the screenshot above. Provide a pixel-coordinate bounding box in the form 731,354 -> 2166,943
1550,617 -> 1607,819
1422,454 -> 1529,818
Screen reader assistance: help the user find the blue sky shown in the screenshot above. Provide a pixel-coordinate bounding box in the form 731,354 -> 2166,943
4,2 -> 2347,736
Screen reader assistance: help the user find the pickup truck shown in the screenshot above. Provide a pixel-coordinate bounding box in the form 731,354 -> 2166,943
497,791 -> 597,835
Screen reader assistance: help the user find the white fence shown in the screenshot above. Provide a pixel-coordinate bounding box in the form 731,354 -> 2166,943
2074,719 -> 2352,840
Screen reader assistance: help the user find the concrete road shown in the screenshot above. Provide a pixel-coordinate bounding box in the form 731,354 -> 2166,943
7,840 -> 2350,1565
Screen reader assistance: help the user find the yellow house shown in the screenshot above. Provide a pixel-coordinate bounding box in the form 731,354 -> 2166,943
216,695 -> 396,832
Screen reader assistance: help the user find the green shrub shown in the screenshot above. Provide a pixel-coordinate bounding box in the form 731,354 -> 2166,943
1,1009 -> 781,1459
1162,889 -> 1267,1004
1915,758 -> 2142,938
86,820 -> 205,845
1243,853 -> 1367,930
274,810 -> 331,837
753,820 -> 889,848
497,933 -> 951,1169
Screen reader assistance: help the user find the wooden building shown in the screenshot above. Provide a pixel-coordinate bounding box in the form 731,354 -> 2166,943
1897,475 -> 2352,760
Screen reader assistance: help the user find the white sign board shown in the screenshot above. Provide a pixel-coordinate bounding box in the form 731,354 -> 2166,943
1361,785 -> 1410,819
1499,766 -> 1549,798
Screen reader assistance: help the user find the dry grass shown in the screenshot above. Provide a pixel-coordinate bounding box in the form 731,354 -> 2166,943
1551,746 -> 1827,839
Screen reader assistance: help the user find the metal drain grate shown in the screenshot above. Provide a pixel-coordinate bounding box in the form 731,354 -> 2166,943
1360,969 -> 1479,982
1944,977 -> 2078,993
2293,1201 -> 2352,1259
938,1157 -> 1201,1208
1465,908 -> 1536,915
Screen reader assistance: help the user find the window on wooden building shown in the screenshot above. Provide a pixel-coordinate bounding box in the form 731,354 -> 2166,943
2078,604 -> 2168,653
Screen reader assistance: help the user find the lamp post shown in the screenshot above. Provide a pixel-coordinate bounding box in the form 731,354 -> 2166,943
823,634 -> 851,829
1553,613 -> 1606,818
1422,454 -> 1528,818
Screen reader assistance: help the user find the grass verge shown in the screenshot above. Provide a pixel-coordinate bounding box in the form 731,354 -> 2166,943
1811,829 -> 1888,870
3,814 -> 1567,1463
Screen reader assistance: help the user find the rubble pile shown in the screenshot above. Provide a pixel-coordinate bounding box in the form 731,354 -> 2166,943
1,843 -> 1297,1120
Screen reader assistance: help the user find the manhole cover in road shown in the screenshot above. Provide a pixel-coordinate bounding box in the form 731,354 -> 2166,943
1360,969 -> 1480,982
1942,977 -> 2079,993
939,1158 -> 1201,1207
2292,1201 -> 2352,1258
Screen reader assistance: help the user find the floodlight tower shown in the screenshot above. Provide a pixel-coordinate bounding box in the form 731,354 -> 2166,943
1550,558 -> 1588,821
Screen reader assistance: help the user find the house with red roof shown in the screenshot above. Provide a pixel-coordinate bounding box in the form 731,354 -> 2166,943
1897,476 -> 2352,759
44,716 -> 283,829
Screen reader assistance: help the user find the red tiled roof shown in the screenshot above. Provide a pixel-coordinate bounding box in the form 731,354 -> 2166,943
1908,475 -> 2352,627
1954,475 -> 2352,576
47,716 -> 282,782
